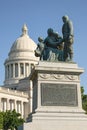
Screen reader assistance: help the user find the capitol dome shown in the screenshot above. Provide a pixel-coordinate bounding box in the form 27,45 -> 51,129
8,24 -> 37,60
4,24 -> 39,88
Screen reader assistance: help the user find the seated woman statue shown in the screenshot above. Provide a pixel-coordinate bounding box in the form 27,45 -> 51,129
35,28 -> 64,62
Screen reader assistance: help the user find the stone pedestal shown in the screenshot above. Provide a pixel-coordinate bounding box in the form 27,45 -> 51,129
23,61 -> 87,130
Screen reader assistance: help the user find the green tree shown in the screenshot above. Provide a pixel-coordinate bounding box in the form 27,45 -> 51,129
0,111 -> 3,129
81,86 -> 87,113
1,109 -> 24,130
9,109 -> 25,130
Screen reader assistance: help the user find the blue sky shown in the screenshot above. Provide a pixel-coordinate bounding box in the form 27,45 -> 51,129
0,0 -> 87,93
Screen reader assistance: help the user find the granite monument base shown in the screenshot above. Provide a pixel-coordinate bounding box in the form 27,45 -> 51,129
23,113 -> 87,130
23,61 -> 87,130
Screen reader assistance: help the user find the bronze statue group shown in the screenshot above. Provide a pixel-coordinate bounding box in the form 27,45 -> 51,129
35,15 -> 74,62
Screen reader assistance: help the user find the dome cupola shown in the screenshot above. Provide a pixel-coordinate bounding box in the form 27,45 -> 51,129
8,24 -> 37,60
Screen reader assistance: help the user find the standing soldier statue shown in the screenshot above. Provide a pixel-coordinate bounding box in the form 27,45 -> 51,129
62,15 -> 74,61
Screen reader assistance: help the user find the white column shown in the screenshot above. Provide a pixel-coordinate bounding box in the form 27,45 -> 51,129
29,64 -> 31,75
19,102 -> 21,113
29,80 -> 33,113
17,101 -> 18,112
25,63 -> 29,77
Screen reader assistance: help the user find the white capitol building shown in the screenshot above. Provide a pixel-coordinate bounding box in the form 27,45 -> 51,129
0,24 -> 39,119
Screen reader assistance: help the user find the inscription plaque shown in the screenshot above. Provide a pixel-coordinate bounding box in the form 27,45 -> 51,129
41,83 -> 78,106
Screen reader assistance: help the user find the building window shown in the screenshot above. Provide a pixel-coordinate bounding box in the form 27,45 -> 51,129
1,98 -> 7,112
7,65 -> 9,78
11,64 -> 13,77
31,64 -> 34,69
15,63 -> 18,77
17,101 -> 21,113
10,100 -> 14,111
5,66 -> 7,79
20,63 -> 24,75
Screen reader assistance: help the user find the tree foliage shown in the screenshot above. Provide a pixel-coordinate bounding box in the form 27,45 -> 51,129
0,111 -> 3,129
0,109 -> 24,130
81,86 -> 87,113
